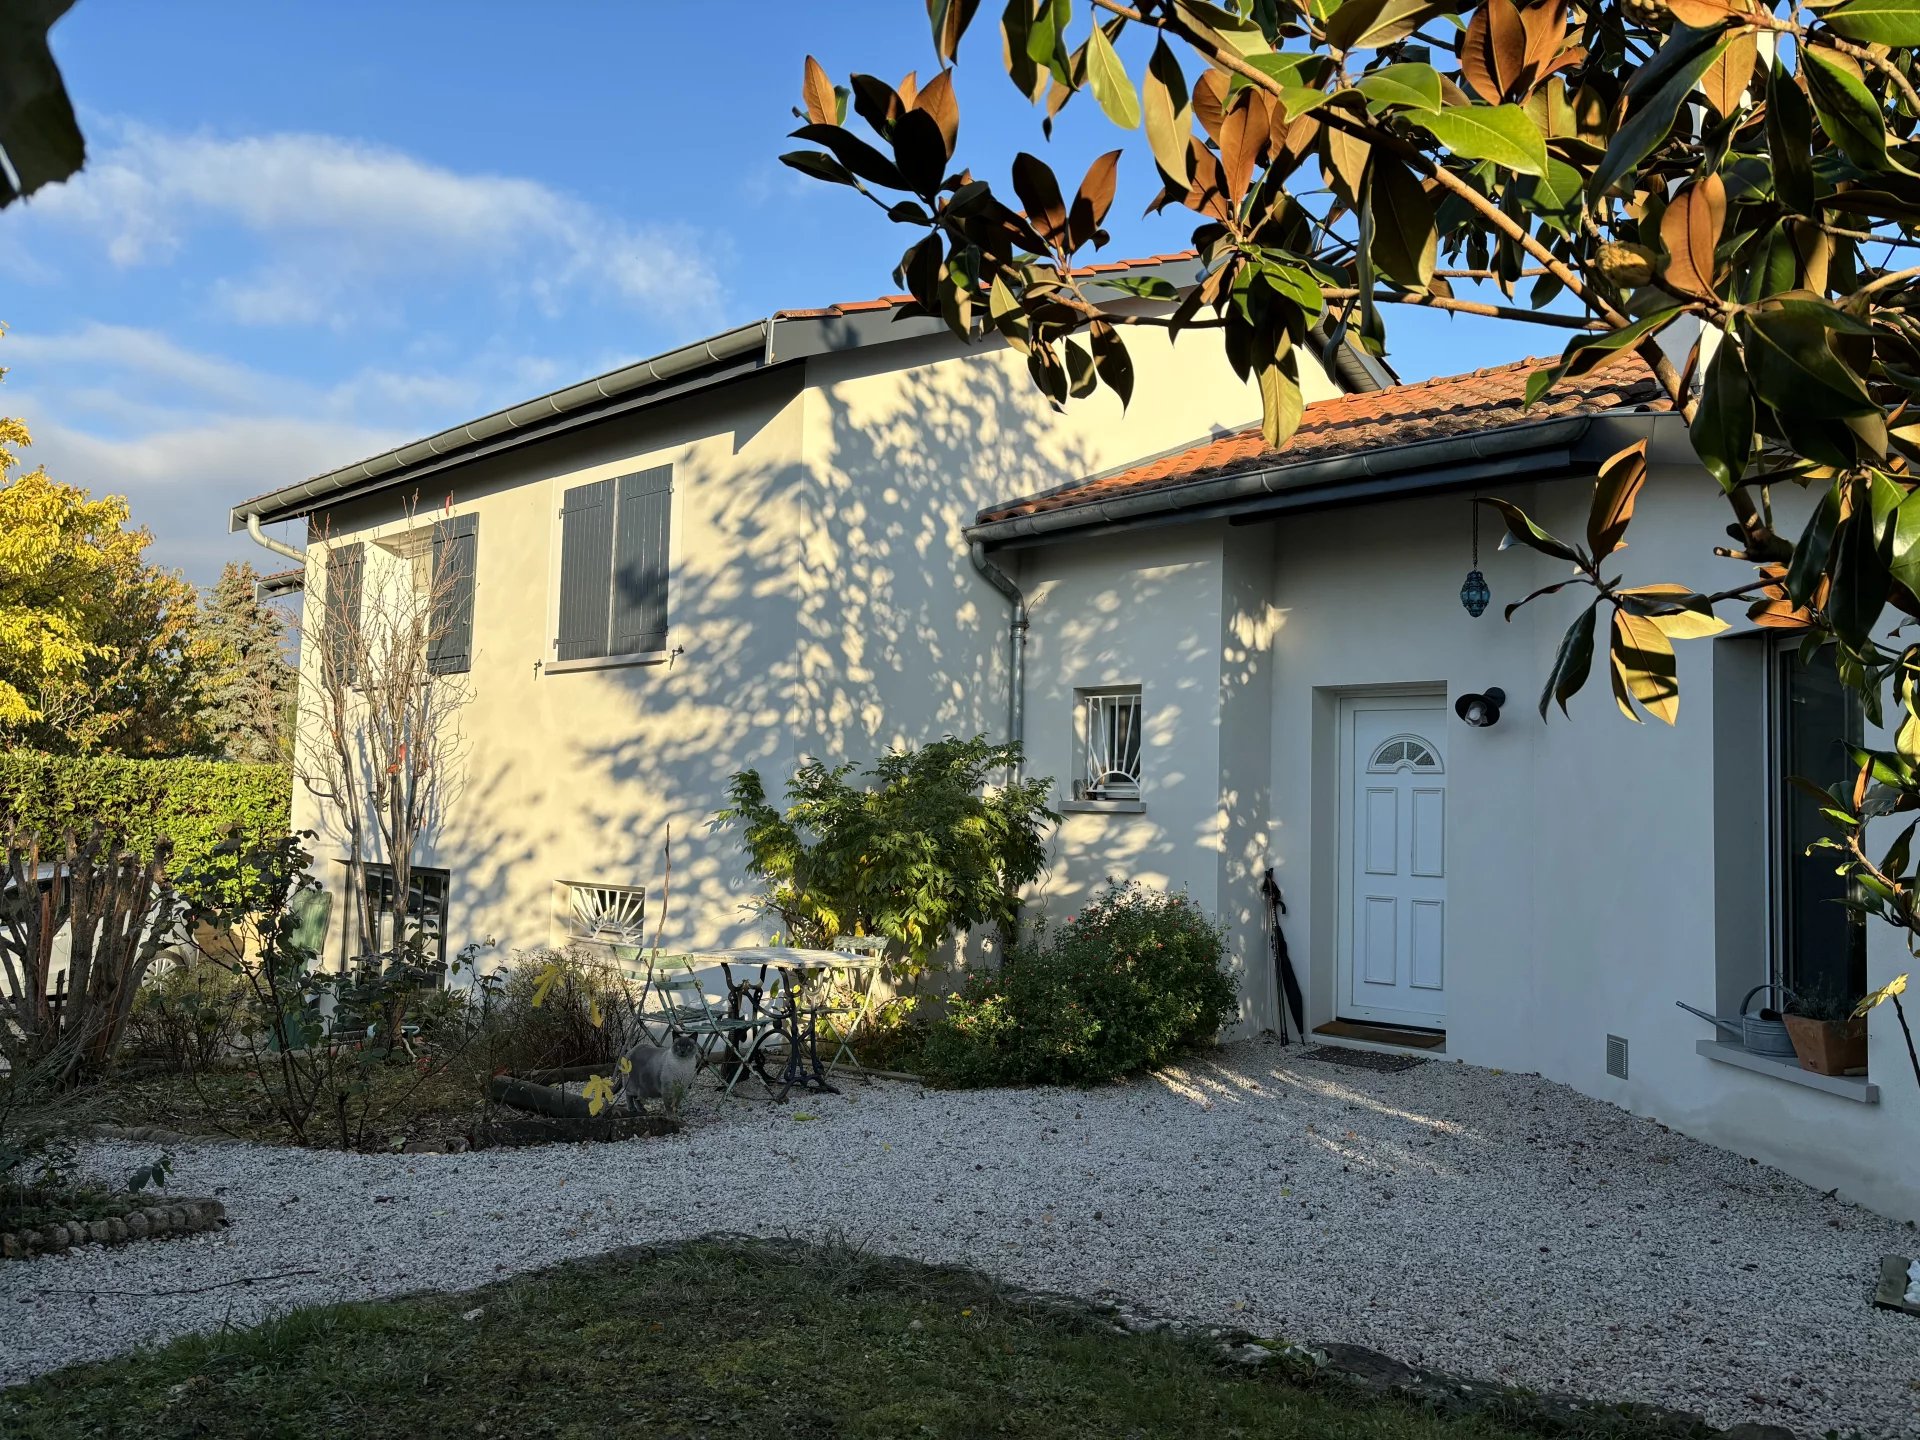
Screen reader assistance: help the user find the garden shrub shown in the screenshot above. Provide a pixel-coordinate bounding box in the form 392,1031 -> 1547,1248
475,947 -> 639,1077
123,953 -> 253,1072
0,750 -> 290,903
920,883 -> 1237,1087
714,734 -> 1055,976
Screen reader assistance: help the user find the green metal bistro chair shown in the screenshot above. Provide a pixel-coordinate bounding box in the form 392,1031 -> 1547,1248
640,955 -> 781,1098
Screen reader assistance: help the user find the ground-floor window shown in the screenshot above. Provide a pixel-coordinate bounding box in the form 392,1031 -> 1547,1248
349,862 -> 451,974
1075,686 -> 1143,801
1771,643 -> 1866,1005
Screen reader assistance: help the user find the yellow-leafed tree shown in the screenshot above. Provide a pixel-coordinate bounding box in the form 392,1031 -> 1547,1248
0,363 -> 202,756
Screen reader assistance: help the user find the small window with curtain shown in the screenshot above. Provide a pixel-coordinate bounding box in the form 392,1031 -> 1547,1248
1074,686 -> 1143,802
554,465 -> 673,664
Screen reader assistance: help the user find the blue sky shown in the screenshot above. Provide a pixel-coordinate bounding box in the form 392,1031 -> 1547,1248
4,2 -> 1544,585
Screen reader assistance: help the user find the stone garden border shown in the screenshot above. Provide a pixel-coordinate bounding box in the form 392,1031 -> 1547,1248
1,1197 -> 225,1259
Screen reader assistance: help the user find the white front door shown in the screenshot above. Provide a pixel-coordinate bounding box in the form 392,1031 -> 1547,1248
1341,699 -> 1448,1028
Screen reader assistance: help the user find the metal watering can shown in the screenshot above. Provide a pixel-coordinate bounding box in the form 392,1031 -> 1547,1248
1676,983 -> 1798,1059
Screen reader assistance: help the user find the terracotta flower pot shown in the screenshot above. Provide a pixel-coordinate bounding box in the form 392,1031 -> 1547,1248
1783,1013 -> 1868,1076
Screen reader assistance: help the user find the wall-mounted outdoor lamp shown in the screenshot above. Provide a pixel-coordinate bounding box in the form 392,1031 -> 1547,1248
1455,688 -> 1505,728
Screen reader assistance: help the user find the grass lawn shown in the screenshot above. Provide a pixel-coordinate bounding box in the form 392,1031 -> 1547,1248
1,1240 -> 1685,1440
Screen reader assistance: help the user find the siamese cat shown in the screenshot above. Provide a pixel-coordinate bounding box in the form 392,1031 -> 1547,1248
618,1034 -> 700,1114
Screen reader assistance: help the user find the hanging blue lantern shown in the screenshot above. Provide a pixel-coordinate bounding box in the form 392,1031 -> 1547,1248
1461,503 -> 1491,617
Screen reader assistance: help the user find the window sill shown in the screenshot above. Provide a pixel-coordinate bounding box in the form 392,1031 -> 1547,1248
543,650 -> 670,676
1695,1038 -> 1879,1103
1060,799 -> 1146,815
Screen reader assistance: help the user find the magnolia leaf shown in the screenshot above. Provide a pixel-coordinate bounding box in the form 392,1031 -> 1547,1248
1659,173 -> 1725,300
1011,150 -> 1068,245
1528,308 -> 1680,404
1588,440 -> 1648,559
780,150 -> 859,188
1067,148 -> 1122,250
1826,487 -> 1893,649
1824,0 -> 1920,48
1258,357 -> 1305,449
930,0 -> 983,64
915,69 -> 961,156
1612,610 -> 1681,724
1620,585 -> 1731,638
1699,27 -> 1757,118
1356,62 -> 1444,113
1477,496 -> 1582,562
1089,318 -> 1135,407
1786,482 -> 1844,607
1085,22 -> 1141,129
1541,602 -> 1599,718
1173,0 -> 1274,56
1853,972 -> 1910,1018
1693,339 -> 1754,491
0,0 -> 84,208
802,56 -> 839,126
1765,57 -> 1816,217
1744,306 -> 1878,419
1367,155 -> 1437,288
1063,336 -> 1099,398
1421,103 -> 1549,176
1460,0 -> 1527,104
789,123 -> 907,190
1322,0 -> 1451,52
1802,45 -> 1892,170
1143,37 -> 1194,184
1589,30 -> 1732,197
1889,489 -> 1920,605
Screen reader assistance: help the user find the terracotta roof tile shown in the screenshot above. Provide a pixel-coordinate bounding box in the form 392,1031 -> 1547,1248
771,252 -> 1198,320
977,354 -> 1671,524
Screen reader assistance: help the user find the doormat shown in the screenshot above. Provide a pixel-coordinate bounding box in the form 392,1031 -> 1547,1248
1312,1020 -> 1446,1050
1300,1045 -> 1428,1075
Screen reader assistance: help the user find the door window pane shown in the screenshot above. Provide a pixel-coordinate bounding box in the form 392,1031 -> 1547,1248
1776,648 -> 1865,1004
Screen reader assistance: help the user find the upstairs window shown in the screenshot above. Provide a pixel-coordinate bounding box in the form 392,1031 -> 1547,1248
1075,686 -> 1143,802
556,466 -> 673,662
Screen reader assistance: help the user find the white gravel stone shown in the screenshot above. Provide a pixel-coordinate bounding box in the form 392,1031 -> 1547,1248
2,1039 -> 1914,1437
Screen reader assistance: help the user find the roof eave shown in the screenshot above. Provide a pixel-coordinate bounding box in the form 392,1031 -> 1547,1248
965,409 -> 1683,549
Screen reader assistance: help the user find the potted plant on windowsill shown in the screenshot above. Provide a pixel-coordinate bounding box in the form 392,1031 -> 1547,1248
1783,991 -> 1869,1077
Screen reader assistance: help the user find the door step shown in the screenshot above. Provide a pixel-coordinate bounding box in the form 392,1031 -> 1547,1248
1313,1019 -> 1446,1050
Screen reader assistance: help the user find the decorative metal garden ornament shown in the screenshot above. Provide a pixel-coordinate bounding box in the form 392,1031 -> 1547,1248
1460,502 -> 1490,618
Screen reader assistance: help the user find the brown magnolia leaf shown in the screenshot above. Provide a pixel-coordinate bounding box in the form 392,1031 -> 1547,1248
1067,149 -> 1122,249
1011,151 -> 1068,246
1218,95 -> 1264,202
899,70 -> 920,107
1461,0 -> 1528,103
1663,0 -> 1748,26
1660,173 -> 1725,300
1184,134 -> 1233,222
1193,68 -> 1230,143
915,70 -> 960,157
1699,27 -> 1756,118
1612,610 -> 1680,724
1270,112 -> 1321,182
802,56 -> 838,126
1588,439 -> 1648,558
1519,1 -> 1569,75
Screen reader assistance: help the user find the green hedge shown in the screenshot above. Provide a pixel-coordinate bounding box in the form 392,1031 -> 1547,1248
0,750 -> 291,898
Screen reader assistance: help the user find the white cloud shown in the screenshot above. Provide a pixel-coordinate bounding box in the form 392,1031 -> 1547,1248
17,122 -> 727,328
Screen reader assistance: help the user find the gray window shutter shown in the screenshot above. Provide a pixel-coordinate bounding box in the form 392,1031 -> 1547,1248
324,543 -> 363,687
428,513 -> 478,675
612,466 -> 672,656
556,479 -> 615,661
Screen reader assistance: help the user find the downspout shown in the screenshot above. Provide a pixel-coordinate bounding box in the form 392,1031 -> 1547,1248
969,540 -> 1027,775
244,511 -> 306,563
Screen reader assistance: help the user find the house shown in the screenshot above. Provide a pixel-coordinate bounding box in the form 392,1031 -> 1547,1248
231,258 -> 1918,1222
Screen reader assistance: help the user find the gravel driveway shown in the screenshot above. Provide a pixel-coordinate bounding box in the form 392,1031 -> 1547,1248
3,1040 -> 1915,1437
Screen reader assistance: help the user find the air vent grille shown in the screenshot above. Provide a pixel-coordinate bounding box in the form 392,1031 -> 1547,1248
1605,1034 -> 1629,1080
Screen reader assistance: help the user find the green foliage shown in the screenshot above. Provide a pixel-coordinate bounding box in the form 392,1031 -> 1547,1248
715,735 -> 1056,972
921,883 -> 1236,1087
473,947 -> 638,1077
123,954 -> 253,1072
0,749 -> 290,903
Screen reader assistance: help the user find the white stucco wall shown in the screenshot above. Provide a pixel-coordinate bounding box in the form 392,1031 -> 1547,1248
1018,456 -> 1918,1220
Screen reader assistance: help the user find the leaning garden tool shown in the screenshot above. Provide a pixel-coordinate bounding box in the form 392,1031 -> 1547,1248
1675,983 -> 1798,1059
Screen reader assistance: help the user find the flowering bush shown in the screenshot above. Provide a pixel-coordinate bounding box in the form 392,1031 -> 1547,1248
920,883 -> 1235,1087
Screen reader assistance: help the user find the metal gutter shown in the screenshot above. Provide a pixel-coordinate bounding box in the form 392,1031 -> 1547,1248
965,411 -> 1675,549
229,320 -> 772,531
